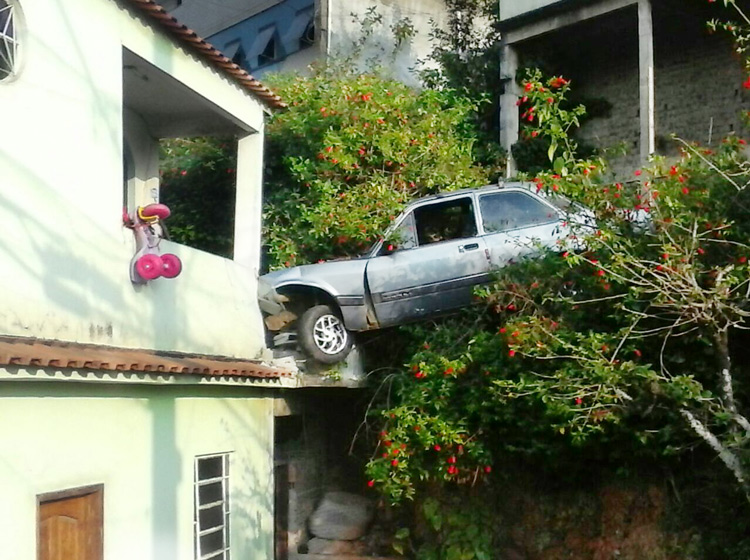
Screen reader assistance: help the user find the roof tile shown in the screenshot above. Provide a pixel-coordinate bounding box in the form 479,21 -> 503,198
0,336 -> 292,379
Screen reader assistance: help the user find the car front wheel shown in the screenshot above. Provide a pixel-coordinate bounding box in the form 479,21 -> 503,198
298,305 -> 353,364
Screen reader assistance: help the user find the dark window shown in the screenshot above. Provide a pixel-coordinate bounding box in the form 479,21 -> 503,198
0,0 -> 18,81
479,192 -> 558,233
258,35 -> 278,66
414,197 -> 477,246
231,46 -> 246,68
300,20 -> 315,49
194,453 -> 231,560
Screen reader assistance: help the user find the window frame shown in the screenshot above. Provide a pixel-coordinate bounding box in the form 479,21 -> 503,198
0,0 -> 19,82
194,453 -> 232,560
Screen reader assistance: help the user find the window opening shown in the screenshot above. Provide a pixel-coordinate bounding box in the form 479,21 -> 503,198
300,20 -> 315,49
479,192 -> 558,233
414,198 -> 477,246
258,36 -> 277,66
231,46 -> 246,68
0,0 -> 18,81
194,453 -> 231,560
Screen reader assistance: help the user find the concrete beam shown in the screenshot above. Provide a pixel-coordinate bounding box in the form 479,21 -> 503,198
638,0 -> 655,164
499,43 -> 521,177
503,0 -> 637,44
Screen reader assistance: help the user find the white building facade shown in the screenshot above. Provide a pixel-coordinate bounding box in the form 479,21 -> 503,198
0,0 -> 291,558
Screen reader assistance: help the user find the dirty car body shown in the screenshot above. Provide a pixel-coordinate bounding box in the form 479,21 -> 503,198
259,183 -> 588,363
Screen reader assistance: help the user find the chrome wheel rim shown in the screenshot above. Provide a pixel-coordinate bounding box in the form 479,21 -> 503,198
313,314 -> 348,355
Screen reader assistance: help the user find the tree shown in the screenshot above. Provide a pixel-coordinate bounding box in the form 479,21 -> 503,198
262,68 -> 489,269
363,5 -> 750,556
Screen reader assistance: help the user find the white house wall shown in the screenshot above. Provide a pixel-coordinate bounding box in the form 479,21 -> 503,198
0,0 -> 269,358
0,382 -> 274,560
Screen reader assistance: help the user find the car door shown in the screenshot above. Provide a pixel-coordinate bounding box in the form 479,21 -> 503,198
364,195 -> 490,327
478,190 -> 564,269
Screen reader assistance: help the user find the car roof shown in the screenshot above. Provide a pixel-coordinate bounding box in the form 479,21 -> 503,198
403,182 -> 533,208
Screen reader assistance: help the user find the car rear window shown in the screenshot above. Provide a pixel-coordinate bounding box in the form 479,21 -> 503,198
479,192 -> 559,233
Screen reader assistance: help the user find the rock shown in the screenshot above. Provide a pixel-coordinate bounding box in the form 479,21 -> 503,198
307,538 -> 366,555
308,491 -> 375,541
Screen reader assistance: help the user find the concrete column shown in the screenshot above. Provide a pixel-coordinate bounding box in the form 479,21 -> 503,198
234,127 -> 265,275
499,42 -> 520,177
638,0 -> 655,164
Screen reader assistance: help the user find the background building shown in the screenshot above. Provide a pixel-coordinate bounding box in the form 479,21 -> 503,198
170,0 -> 450,86
498,0 -> 750,176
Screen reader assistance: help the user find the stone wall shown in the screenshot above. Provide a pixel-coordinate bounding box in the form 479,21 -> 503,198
514,2 -> 750,179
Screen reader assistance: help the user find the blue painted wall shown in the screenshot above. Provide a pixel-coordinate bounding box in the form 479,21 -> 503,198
208,0 -> 315,72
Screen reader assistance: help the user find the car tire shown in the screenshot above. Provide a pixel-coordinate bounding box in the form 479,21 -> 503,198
298,305 -> 353,364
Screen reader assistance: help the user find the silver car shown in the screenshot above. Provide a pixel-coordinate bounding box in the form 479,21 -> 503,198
259,182 -> 584,363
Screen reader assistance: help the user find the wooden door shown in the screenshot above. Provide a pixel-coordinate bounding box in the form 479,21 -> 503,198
38,485 -> 103,560
274,464 -> 289,560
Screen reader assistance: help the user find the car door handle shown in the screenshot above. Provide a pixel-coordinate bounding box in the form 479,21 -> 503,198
459,243 -> 479,253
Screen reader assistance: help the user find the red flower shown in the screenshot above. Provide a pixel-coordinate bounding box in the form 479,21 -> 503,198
633,349 -> 642,358
575,397 -> 583,405
634,169 -> 642,176
383,440 -> 392,447
434,444 -> 442,451
484,466 -> 492,473
524,82 -> 533,92
697,247 -> 705,255
447,456 -> 457,464
367,480 -> 375,487
508,349 -> 516,357
669,166 -> 678,176
682,187 -> 689,195
596,269 -> 605,277
744,76 -> 750,90
325,146 -> 334,153
391,459 -> 399,466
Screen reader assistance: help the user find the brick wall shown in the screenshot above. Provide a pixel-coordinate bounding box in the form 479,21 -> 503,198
515,5 -> 750,179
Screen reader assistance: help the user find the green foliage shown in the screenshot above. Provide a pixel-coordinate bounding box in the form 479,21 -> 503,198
159,137 -> 237,258
366,68 -> 750,547
420,0 -> 505,177
263,70 -> 488,269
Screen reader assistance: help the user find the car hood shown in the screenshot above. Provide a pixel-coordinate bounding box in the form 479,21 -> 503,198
260,258 -> 369,300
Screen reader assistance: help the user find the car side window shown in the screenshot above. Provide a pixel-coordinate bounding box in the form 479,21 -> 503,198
479,192 -> 558,233
414,197 -> 477,246
391,212 -> 418,250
